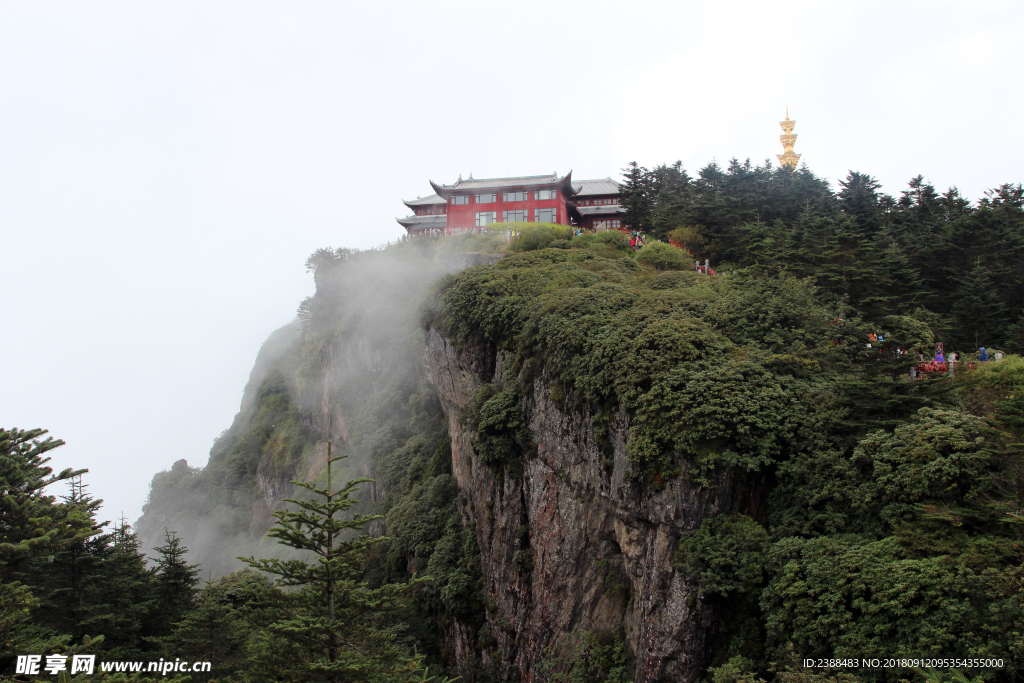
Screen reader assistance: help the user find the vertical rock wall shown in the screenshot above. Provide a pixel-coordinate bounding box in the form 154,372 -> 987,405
424,328 -> 737,683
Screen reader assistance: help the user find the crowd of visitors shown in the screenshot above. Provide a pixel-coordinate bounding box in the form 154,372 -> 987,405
907,344 -> 1004,379
629,231 -> 647,250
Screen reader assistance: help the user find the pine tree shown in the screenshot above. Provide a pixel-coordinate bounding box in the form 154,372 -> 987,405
952,260 -> 1008,351
27,477 -> 106,642
242,443 -> 426,683
156,571 -> 260,681
0,428 -> 94,667
619,162 -> 653,233
151,530 -> 200,636
838,171 -> 884,235
649,161 -> 692,240
0,429 -> 92,571
94,520 -> 158,658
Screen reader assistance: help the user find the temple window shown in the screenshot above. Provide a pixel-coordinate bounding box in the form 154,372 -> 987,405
535,208 -> 557,223
452,195 -> 469,205
504,210 -> 527,222
476,193 -> 496,204
475,211 -> 497,227
503,191 -> 527,202
535,189 -> 556,200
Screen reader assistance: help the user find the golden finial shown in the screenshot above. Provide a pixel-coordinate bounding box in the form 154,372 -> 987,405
777,107 -> 801,170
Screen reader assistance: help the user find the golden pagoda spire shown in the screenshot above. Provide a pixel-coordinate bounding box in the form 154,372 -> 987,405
777,106 -> 801,170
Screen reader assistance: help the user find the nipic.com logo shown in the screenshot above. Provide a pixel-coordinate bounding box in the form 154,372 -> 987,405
16,655 -> 95,676
15,655 -> 212,676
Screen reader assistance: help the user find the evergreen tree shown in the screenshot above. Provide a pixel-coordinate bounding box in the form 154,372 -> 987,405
27,477 -> 107,643
91,520 -> 158,658
0,429 -> 91,570
619,161 -> 653,233
0,428 -> 94,667
952,260 -> 1008,351
837,171 -> 885,234
649,161 -> 692,240
156,571 -> 263,681
242,444 -> 427,683
151,530 -> 200,636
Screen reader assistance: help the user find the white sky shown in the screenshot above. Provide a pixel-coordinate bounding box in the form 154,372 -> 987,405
2,0 -> 1022,524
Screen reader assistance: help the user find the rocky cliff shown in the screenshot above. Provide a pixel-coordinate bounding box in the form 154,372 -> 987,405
424,327 -> 739,683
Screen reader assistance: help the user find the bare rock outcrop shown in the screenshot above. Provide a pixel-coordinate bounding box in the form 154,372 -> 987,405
424,327 -> 737,683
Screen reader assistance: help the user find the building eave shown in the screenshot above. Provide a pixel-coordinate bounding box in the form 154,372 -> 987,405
431,171 -> 576,196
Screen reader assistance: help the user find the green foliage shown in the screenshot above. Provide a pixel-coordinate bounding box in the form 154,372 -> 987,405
153,570 -> 272,683
0,428 -> 91,569
761,536 -> 1023,672
509,223 -> 574,252
242,448 -> 424,682
431,249 -> 851,481
137,364 -> 319,577
428,195 -> 1024,680
151,530 -> 201,633
541,631 -> 634,683
570,230 -> 635,258
675,514 -> 770,598
770,409 -> 995,540
0,429 -> 96,668
634,241 -> 688,271
462,383 -> 525,468
620,163 -> 1024,353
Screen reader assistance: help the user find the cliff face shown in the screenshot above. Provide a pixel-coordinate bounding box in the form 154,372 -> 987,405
137,246 -> 504,577
424,327 -> 737,683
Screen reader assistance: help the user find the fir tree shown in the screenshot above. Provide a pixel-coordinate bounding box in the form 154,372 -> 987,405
952,260 -> 1008,351
0,428 -> 94,667
155,571 -> 260,681
619,161 -> 653,233
242,443 -> 427,683
837,170 -> 884,234
151,530 -> 200,636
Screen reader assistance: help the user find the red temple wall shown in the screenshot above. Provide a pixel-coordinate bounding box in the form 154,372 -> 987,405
445,187 -> 571,229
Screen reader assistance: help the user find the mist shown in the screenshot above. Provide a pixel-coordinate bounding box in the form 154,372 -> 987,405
133,234 -> 505,575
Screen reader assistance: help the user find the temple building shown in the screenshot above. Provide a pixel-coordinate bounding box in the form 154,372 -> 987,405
397,172 -> 624,236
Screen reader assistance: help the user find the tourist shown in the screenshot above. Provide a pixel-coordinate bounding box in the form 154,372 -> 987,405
934,350 -> 945,363
979,347 -> 990,362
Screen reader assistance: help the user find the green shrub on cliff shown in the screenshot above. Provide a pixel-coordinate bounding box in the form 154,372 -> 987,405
509,223 -> 574,252
634,241 -> 688,271
675,514 -> 770,598
686,402 -> 1022,681
428,248 -> 851,481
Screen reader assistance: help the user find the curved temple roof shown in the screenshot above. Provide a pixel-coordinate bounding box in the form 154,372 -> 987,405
572,177 -> 621,196
576,204 -> 625,216
396,214 -> 447,229
402,194 -> 446,209
429,171 -> 576,199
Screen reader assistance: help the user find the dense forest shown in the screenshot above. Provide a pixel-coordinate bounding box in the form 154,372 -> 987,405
3,160 -> 1022,683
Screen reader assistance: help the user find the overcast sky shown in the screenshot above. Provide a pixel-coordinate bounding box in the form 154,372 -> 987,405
2,0 -> 1022,524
